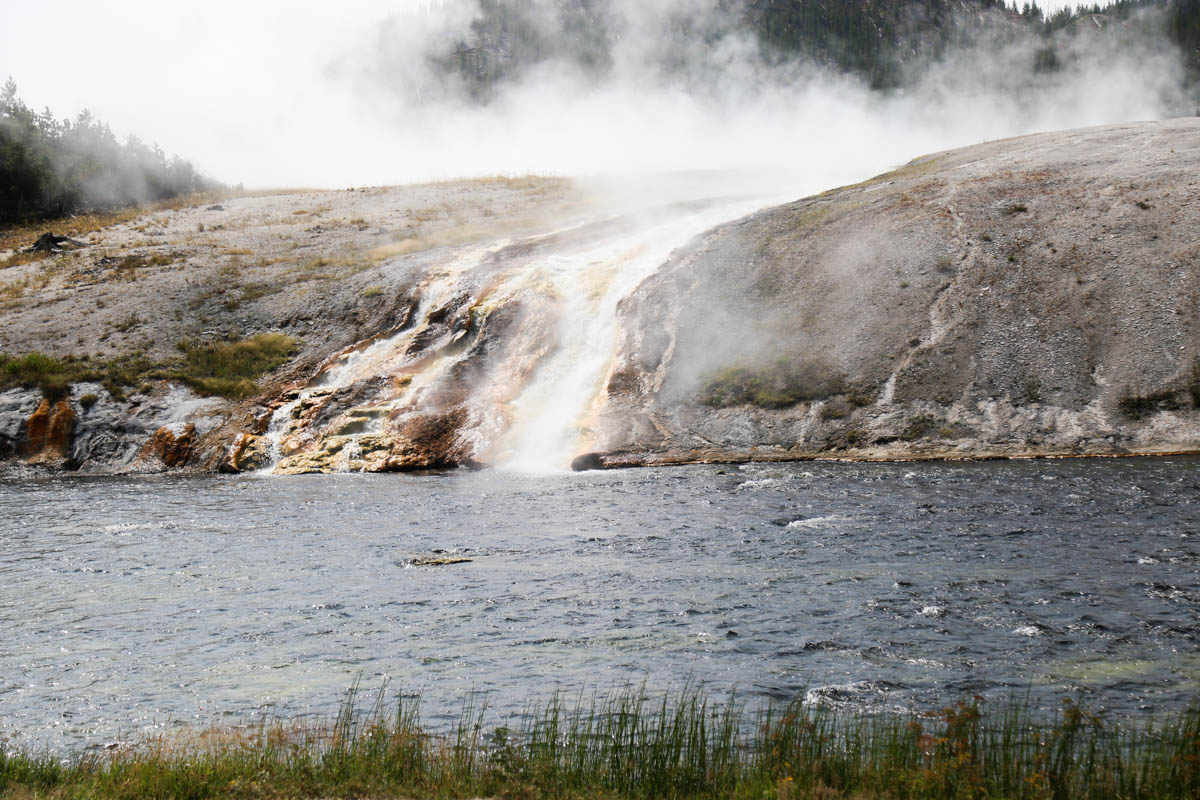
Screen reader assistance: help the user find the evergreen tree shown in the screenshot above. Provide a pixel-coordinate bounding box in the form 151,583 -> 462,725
0,79 -> 215,225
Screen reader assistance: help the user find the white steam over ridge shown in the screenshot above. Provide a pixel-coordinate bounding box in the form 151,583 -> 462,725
0,0 -> 1179,190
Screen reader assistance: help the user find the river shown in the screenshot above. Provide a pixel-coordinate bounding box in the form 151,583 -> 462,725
2,458 -> 1198,753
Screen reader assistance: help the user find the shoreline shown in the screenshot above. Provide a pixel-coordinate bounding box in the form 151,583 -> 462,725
3,685 -> 1197,799
570,446 -> 1200,471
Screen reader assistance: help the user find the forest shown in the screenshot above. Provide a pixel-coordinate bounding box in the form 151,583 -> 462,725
433,0 -> 1200,97
0,77 -> 214,226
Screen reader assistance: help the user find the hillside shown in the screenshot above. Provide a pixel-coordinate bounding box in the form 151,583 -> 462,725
582,118 -> 1200,466
432,0 -> 1200,96
2,119 -> 1200,473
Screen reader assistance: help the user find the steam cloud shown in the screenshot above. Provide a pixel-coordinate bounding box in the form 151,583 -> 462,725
323,0 -> 1186,197
1,1 -> 1185,194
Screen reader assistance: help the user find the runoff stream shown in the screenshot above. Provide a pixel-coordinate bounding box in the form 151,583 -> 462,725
2,458 -> 1199,753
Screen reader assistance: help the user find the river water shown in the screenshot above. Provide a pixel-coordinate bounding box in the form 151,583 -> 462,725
2,458 -> 1198,753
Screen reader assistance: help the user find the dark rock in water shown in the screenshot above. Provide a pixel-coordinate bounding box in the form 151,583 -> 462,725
570,452 -> 606,471
206,204 -> 225,211
27,232 -> 87,253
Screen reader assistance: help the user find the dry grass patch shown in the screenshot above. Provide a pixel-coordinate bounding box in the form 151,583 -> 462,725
0,190 -> 243,254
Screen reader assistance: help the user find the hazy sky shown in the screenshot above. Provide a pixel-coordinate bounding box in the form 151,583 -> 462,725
0,1 -> 1133,188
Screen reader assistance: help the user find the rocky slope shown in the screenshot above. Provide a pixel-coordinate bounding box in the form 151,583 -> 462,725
2,119 -> 1199,474
582,118 -> 1200,467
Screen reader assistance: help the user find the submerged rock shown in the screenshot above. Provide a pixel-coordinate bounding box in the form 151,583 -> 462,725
409,555 -> 473,566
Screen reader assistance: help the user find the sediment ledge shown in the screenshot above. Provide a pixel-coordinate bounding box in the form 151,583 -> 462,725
571,446 -> 1200,471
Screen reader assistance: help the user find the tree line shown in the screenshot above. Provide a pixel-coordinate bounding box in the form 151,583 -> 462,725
0,77 -> 216,227
433,0 -> 1200,97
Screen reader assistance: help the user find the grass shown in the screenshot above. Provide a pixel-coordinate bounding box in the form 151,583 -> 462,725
0,685 -> 1196,800
175,333 -> 297,399
0,334 -> 297,403
0,352 -> 168,401
701,361 -> 847,409
0,352 -> 88,398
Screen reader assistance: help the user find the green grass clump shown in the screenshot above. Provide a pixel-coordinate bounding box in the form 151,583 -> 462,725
0,334 -> 296,404
701,360 -> 847,409
0,351 -> 83,398
1,685 -> 1197,800
175,333 -> 297,399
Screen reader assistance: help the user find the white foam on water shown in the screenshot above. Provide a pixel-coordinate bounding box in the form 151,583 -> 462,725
786,515 -> 847,529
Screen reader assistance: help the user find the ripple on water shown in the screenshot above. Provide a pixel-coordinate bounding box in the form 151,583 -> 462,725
1,458 -> 1199,751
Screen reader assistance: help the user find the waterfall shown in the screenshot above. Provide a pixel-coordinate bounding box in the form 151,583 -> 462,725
253,178 -> 791,474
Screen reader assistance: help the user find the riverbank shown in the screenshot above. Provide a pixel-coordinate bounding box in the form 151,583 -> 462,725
2,685 -> 1197,800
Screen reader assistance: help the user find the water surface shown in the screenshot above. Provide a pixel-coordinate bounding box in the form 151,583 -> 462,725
2,458 -> 1198,752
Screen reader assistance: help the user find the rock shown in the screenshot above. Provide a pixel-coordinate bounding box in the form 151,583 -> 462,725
66,384 -> 220,473
570,452 -> 606,471
134,424 -> 197,468
27,232 -> 87,253
20,397 -> 77,464
0,389 -> 42,459
219,432 -> 271,473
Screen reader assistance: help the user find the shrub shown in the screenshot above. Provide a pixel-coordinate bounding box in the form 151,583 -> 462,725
900,413 -> 937,441
820,403 -> 847,420
0,78 -> 218,225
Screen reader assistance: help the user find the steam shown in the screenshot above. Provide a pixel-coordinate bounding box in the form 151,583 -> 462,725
1,2 -> 1184,191
334,0 -> 1187,198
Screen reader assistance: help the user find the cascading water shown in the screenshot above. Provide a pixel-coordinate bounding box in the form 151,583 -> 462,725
496,196 -> 777,472
254,182 -> 789,474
